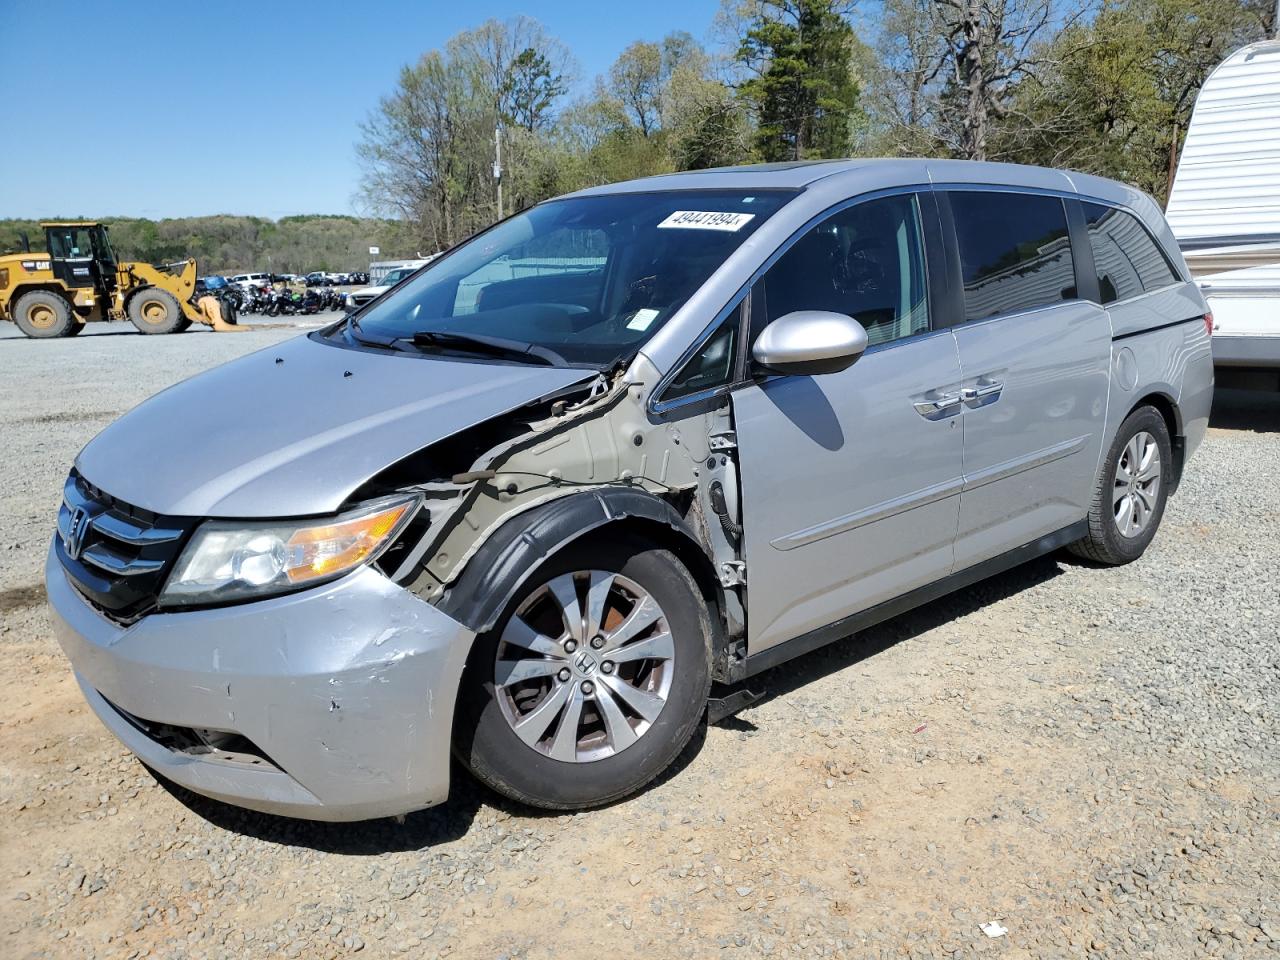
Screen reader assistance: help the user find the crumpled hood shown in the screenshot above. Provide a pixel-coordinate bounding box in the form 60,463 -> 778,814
75,334 -> 592,518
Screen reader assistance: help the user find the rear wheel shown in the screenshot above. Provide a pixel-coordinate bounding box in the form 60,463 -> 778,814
456,538 -> 712,810
1068,405 -> 1172,565
13,291 -> 75,338
127,288 -> 185,334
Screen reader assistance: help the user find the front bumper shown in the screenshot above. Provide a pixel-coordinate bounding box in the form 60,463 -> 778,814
46,542 -> 475,821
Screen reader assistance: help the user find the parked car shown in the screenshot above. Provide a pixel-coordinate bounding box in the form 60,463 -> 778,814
194,275 -> 230,295
1166,38 -> 1280,391
229,272 -> 272,291
344,266 -> 418,310
46,159 -> 1212,821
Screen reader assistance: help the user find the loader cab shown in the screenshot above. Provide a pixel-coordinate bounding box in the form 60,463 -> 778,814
43,222 -> 116,292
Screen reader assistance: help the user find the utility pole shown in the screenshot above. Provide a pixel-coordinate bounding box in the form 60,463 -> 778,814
493,124 -> 504,221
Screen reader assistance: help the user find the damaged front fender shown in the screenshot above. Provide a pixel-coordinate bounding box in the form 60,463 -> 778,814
434,486 -> 704,634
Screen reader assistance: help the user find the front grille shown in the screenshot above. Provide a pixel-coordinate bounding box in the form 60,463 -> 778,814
56,471 -> 196,622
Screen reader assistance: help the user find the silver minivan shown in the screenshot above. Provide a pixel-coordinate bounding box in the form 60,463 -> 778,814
47,160 -> 1214,821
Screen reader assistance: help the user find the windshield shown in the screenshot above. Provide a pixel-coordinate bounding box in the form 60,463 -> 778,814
345,190 -> 791,366
381,268 -> 414,285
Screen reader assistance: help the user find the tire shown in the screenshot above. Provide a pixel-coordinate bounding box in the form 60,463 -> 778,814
13,290 -> 75,338
219,299 -> 237,325
1068,405 -> 1172,565
455,537 -> 713,810
64,319 -> 85,336
126,288 -> 185,334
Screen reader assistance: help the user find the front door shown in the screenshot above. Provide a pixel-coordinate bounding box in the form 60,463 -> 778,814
943,191 -> 1112,569
732,193 -> 965,654
45,225 -> 96,289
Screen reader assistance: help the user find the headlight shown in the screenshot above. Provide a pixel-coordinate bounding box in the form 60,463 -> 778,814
160,495 -> 419,607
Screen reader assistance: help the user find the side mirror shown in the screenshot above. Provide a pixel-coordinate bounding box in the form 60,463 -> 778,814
752,311 -> 868,376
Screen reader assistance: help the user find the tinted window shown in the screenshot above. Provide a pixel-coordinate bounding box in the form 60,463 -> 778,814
1081,202 -> 1179,304
760,193 -> 929,347
950,192 -> 1075,321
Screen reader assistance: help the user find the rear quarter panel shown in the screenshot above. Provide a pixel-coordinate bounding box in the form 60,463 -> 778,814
1104,282 -> 1213,466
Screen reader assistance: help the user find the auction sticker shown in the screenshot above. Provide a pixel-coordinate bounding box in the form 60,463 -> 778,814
658,211 -> 755,232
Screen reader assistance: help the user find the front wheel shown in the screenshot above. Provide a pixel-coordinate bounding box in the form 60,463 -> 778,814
456,538 -> 712,810
1068,405 -> 1172,565
127,288 -> 185,334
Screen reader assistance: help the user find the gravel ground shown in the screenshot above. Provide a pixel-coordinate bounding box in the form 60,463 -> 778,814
0,323 -> 1276,960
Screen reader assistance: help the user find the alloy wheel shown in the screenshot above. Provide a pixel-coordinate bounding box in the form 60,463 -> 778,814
494,571 -> 675,763
1113,430 -> 1161,538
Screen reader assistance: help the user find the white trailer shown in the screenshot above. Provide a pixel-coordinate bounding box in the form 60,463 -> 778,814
1166,39 -> 1280,389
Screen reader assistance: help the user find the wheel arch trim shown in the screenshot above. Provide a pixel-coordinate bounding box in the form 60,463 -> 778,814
9,284 -> 75,310
434,488 -> 720,638
1124,391 -> 1185,491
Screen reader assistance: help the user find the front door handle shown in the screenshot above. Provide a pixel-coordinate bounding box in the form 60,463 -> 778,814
913,393 -> 963,419
961,379 -> 1003,404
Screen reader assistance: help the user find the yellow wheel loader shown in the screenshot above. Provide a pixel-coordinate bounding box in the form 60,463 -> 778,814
0,222 -> 242,338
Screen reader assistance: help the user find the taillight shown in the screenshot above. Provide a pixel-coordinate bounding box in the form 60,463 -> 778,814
1203,312 -> 1214,337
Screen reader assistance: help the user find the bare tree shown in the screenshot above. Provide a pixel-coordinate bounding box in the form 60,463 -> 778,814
867,0 -> 1093,160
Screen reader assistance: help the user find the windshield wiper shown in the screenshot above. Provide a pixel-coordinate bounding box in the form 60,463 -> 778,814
403,331 -> 564,366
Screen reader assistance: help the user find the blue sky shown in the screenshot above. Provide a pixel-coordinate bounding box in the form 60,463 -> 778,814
0,0 -> 724,220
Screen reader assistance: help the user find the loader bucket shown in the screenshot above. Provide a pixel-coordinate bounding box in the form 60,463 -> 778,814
194,295 -> 246,332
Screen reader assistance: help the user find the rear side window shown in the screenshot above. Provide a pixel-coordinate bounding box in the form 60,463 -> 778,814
1080,202 -> 1180,304
950,192 -> 1076,321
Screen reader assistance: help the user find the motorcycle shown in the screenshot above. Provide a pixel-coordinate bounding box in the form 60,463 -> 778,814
264,289 -> 301,317
241,285 -> 270,315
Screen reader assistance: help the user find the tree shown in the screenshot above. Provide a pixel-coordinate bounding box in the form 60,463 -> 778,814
356,18 -> 574,250
664,65 -> 754,169
733,0 -> 863,161
608,41 -> 666,136
581,32 -> 750,178
503,48 -> 569,131
1001,0 -> 1274,199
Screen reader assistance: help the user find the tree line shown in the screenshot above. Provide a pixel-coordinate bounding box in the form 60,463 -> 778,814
358,0 -> 1276,252
5,0 -> 1273,272
0,215 -> 416,275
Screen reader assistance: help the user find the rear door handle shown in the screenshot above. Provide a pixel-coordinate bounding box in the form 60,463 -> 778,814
961,379 -> 1003,403
913,393 -> 963,419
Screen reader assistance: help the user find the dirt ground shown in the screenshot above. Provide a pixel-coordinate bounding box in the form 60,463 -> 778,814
0,327 -> 1276,960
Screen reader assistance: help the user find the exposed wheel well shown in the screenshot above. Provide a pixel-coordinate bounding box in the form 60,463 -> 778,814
570,517 -> 726,641
432,490 -> 730,655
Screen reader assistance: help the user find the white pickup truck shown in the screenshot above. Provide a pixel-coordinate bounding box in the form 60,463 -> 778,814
345,265 -> 423,310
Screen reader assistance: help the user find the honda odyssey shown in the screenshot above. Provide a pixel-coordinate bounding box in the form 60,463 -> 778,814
47,159 -> 1214,820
